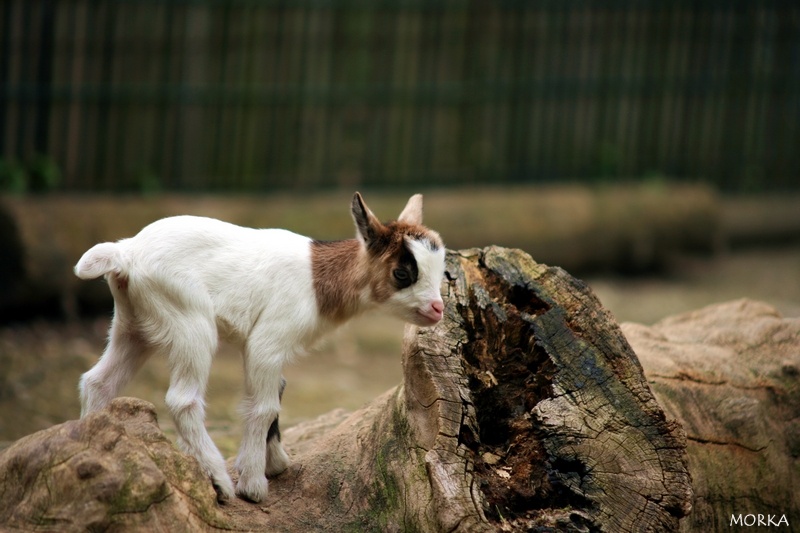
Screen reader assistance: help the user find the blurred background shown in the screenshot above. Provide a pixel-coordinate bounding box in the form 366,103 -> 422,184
2,1 -> 798,191
1,0 -> 799,452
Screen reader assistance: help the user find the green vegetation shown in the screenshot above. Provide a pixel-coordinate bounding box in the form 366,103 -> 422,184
0,156 -> 61,194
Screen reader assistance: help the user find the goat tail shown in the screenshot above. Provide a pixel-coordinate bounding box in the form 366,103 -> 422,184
74,242 -> 125,280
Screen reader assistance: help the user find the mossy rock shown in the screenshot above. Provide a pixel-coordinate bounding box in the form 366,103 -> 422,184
0,398 -> 231,532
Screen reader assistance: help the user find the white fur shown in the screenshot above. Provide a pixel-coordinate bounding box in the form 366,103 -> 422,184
75,202 -> 445,504
77,217 -> 322,502
389,237 -> 446,326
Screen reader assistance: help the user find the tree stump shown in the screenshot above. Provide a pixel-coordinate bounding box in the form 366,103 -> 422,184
255,246 -> 692,531
0,246 -> 693,532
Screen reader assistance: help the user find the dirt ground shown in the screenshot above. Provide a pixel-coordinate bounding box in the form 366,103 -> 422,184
589,244 -> 800,323
1,244 -> 799,456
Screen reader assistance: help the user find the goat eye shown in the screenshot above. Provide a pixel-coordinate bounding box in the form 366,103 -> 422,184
393,268 -> 409,282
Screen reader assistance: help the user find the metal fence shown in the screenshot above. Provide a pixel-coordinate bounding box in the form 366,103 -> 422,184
2,0 -> 799,192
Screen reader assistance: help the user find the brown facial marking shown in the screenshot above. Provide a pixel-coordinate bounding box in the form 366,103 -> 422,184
392,245 -> 418,290
312,206 -> 443,323
362,221 -> 442,304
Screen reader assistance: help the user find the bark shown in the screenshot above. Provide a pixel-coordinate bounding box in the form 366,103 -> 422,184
0,246 -> 693,532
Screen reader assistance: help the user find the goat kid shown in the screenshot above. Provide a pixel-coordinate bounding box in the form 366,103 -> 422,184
74,192 -> 445,503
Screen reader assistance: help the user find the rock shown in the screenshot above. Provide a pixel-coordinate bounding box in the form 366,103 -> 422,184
625,299 -> 800,532
0,397 -> 231,532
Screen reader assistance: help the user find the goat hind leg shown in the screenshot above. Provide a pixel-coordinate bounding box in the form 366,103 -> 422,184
80,319 -> 150,417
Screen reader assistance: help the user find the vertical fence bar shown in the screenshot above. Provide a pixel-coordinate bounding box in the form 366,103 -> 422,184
0,2 -> 11,159
772,2 -> 800,189
12,2 -> 34,161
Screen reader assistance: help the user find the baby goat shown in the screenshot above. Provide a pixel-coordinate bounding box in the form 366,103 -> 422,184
74,193 -> 445,503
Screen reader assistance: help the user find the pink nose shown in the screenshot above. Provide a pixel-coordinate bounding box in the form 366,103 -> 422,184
431,300 -> 444,316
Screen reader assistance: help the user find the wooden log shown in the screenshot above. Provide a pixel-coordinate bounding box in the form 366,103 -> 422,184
0,185 -> 720,319
240,246 -> 693,531
0,246 -> 693,531
625,299 -> 800,531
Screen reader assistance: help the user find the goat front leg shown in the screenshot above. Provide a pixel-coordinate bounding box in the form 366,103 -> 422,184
265,376 -> 290,477
235,357 -> 284,503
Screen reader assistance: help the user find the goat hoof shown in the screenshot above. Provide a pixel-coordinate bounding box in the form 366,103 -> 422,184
212,476 -> 236,504
236,474 -> 268,503
266,442 -> 291,477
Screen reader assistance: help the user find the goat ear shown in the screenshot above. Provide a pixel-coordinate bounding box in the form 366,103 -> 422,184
351,192 -> 382,246
397,194 -> 423,225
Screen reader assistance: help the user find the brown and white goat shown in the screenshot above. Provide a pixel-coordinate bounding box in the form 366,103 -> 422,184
74,193 -> 445,503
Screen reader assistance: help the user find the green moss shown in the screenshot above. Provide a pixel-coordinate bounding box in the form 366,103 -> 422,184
106,456 -> 165,514
341,397 -> 423,533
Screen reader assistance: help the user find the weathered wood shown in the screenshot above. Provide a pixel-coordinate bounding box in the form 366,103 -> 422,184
626,299 -> 800,532
256,246 -> 692,531
0,398 -> 230,532
0,246 -> 693,531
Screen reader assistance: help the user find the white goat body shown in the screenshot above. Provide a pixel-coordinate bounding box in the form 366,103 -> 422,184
74,193 -> 445,503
